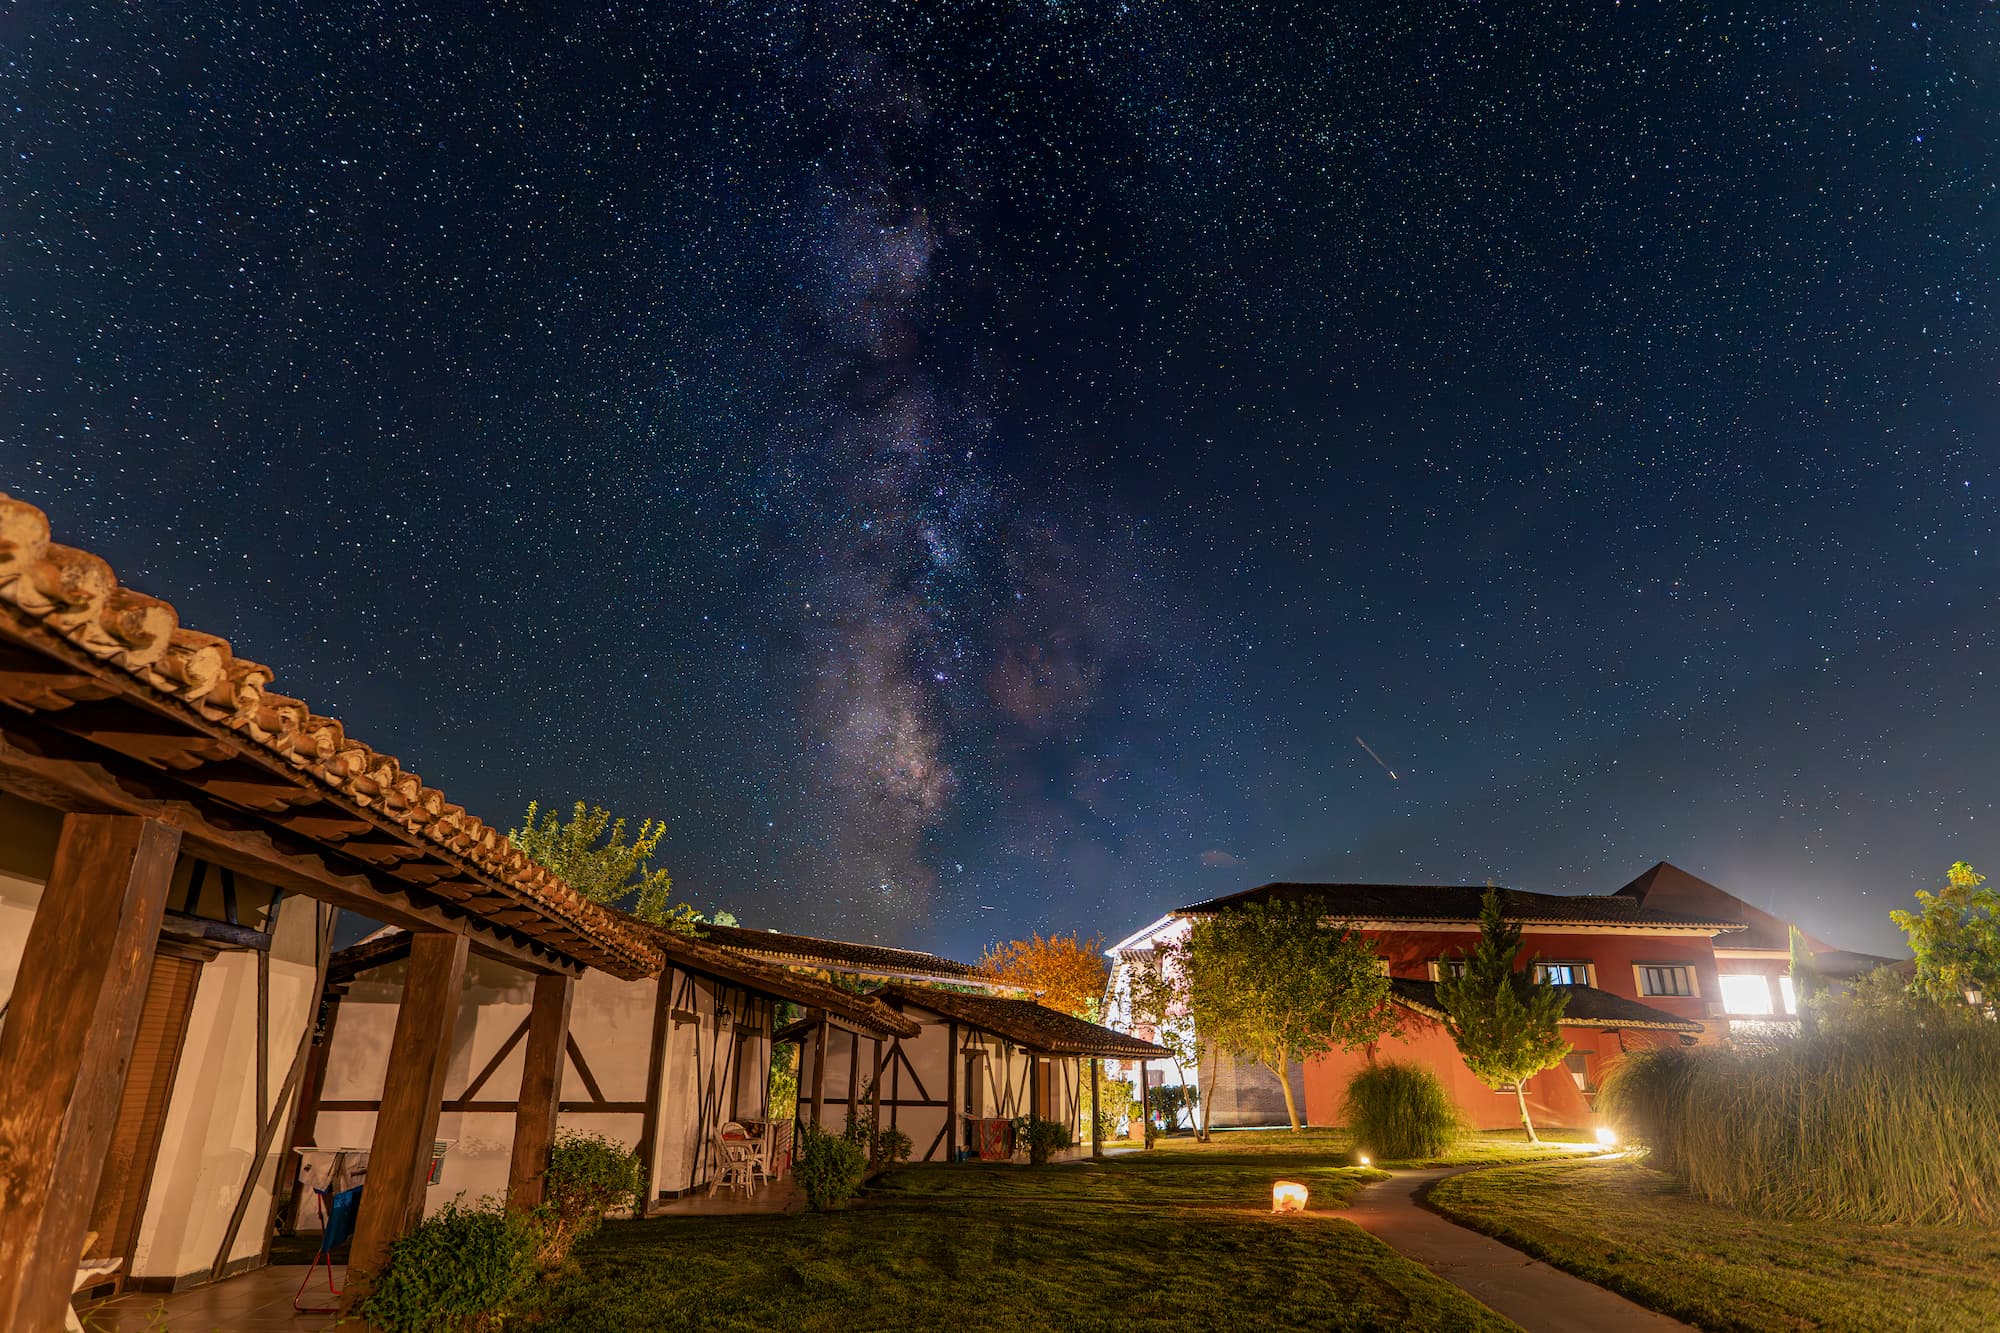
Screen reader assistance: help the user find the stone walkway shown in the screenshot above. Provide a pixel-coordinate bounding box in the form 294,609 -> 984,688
1339,1167 -> 1692,1333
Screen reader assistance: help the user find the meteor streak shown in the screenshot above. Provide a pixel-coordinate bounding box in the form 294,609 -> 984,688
1356,736 -> 1399,780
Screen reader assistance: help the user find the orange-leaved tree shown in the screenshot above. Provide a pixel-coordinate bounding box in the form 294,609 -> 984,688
979,931 -> 1111,1019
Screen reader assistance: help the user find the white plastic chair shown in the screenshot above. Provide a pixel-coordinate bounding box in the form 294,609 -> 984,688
709,1121 -> 757,1198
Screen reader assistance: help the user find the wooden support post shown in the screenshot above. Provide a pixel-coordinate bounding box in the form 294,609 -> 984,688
635,967 -> 673,1209
945,1022 -> 959,1163
506,971 -> 575,1212
0,815 -> 180,1333
344,932 -> 468,1307
869,1037 -> 885,1123
1140,1059 -> 1153,1148
1090,1057 -> 1102,1158
1029,1056 -> 1043,1127
808,1014 -> 829,1132
846,1030 -> 861,1127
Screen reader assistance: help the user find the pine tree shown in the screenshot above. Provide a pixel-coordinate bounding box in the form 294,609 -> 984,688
1435,887 -> 1571,1142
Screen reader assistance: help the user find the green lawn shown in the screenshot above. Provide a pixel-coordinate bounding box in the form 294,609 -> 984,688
1147,1123 -> 1607,1169
536,1141 -> 1519,1332
1428,1155 -> 2000,1333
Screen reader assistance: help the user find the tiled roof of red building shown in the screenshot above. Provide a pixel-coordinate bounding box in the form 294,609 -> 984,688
1388,977 -> 1705,1032
698,922 -> 987,982
0,492 -> 662,978
879,983 -> 1171,1059
1176,882 -> 1743,933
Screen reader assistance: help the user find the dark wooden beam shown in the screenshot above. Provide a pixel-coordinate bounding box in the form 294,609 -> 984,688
846,1030 -> 861,1127
0,815 -> 180,1333
635,967 -> 673,1203
0,731 -> 582,976
507,973 -> 575,1212
808,1013 -> 829,1132
344,932 -> 468,1309
945,1022 -> 959,1164
1090,1057 -> 1102,1158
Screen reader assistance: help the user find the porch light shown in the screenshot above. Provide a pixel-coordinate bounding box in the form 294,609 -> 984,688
1595,1126 -> 1618,1147
1272,1181 -> 1308,1213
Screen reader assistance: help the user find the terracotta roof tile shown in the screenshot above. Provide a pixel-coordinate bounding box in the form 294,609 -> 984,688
0,492 -> 662,978
1388,977 -> 1705,1032
1176,881 -> 1743,932
698,923 -> 985,981
879,983 -> 1171,1059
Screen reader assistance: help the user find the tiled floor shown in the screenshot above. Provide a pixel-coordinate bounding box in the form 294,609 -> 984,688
80,1266 -> 350,1332
646,1174 -> 802,1216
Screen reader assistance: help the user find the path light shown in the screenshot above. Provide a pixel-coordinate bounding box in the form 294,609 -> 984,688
1272,1181 -> 1308,1213
1357,1153 -> 1371,1167
1595,1126 -> 1618,1147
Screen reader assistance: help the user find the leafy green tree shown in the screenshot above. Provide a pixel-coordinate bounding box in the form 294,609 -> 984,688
1184,898 -> 1399,1132
1127,939 -> 1214,1139
508,800 -> 735,929
1435,888 -> 1571,1142
1890,861 -> 2000,1008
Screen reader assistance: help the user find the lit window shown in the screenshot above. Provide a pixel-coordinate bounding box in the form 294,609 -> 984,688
1638,965 -> 1695,997
1535,961 -> 1590,986
1778,974 -> 1797,1015
1718,973 -> 1774,1015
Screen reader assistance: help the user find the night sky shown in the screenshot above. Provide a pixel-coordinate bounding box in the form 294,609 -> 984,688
7,4 -> 1993,961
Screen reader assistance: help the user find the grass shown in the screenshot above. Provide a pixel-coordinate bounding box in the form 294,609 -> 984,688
1428,1154 -> 2000,1333
1601,1015 -> 2000,1223
536,1137 -> 1520,1332
1152,1123 -> 1603,1169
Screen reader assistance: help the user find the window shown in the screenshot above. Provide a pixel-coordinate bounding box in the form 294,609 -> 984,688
1718,973 -> 1775,1015
1637,964 -> 1695,998
1535,961 -> 1591,986
1778,974 -> 1797,1015
1432,959 -> 1467,980
1564,1051 -> 1595,1092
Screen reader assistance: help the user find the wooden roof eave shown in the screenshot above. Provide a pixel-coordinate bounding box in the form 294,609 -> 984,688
0,619 -> 653,978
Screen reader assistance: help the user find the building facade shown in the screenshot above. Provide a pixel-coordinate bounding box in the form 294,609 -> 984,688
1106,865 -> 1903,1132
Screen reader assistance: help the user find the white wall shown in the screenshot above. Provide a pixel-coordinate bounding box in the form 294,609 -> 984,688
132,889 -> 328,1281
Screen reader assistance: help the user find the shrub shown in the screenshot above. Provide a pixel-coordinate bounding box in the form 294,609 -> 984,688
1012,1115 -> 1074,1165
1343,1061 -> 1462,1161
1147,1083 -> 1199,1132
1602,1008 -> 2000,1224
796,1122 -> 867,1210
358,1197 -> 538,1333
538,1130 -> 642,1266
874,1126 -> 913,1164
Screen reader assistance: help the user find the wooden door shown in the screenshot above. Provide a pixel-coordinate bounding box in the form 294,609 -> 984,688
83,951 -> 202,1289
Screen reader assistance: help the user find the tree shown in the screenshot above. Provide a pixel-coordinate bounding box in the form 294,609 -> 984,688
979,931 -> 1110,1019
1435,887 -> 1571,1143
508,800 -> 734,929
1890,861 -> 2000,1008
1184,898 -> 1400,1132
1126,940 -> 1213,1139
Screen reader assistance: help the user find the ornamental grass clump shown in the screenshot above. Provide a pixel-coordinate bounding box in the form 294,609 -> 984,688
1343,1061 -> 1462,1161
1601,1004 -> 2000,1225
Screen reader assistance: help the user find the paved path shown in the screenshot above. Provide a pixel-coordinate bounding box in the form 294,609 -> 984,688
1339,1167 -> 1693,1333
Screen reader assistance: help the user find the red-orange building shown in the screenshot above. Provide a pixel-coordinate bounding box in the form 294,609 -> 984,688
1106,864 -> 1902,1133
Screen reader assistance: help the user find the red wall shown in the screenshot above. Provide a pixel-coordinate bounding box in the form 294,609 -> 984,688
1302,1014 -> 1686,1133
1294,923 -> 1721,1132
1366,927 -> 1720,1033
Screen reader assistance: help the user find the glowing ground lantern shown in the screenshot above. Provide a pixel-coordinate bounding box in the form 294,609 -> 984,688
1271,1180 -> 1308,1213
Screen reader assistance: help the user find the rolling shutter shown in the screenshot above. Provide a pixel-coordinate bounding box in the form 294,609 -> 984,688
85,952 -> 202,1280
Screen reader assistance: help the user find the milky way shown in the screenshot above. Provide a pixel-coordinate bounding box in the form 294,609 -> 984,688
5,3 -> 1995,957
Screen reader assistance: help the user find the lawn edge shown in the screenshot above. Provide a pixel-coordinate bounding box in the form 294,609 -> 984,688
1418,1157 -> 1735,1333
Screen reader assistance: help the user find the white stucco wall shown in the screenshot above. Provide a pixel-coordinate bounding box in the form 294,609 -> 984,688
131,888 -> 328,1280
